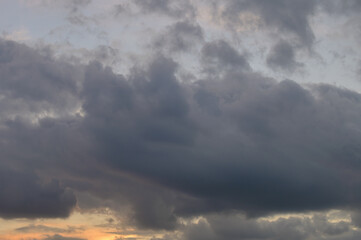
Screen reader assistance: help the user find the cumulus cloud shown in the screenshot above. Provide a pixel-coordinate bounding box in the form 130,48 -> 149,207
0,39 -> 81,123
2,0 -> 361,239
2,28 -> 361,236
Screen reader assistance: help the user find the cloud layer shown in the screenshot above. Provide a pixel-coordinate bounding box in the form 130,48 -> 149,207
1,0 -> 361,239
1,37 -> 361,224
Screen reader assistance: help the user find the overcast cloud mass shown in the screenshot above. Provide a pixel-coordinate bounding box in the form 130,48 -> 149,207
1,0 -> 361,239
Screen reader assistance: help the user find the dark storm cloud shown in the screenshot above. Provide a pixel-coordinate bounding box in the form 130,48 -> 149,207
78,54 -> 361,224
0,40 -> 81,219
79,52 -> 361,221
216,0 -> 317,47
153,20 -> 204,53
0,39 -> 81,122
129,187 -> 179,230
3,38 -> 361,232
0,168 -> 76,219
266,40 -> 303,72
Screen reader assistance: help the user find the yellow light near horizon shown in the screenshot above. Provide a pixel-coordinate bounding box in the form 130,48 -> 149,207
0,210 -> 126,240
0,229 -> 125,240
0,209 -> 154,240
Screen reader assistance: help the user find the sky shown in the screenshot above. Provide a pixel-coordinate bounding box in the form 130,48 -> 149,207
1,0 -> 361,240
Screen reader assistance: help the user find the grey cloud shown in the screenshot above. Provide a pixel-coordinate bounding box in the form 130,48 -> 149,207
0,40 -> 78,100
319,0 -> 361,50
66,14 -> 93,26
313,214 -> 350,236
218,0 -> 317,47
80,54 -> 361,220
0,39 -> 81,123
0,168 -> 76,219
185,216 -> 311,240
16,224 -> 81,234
130,189 -> 178,230
113,3 -> 128,17
81,57 -> 361,220
266,40 -> 303,72
0,40 -> 81,219
134,0 -> 195,19
4,38 -> 361,232
63,0 -> 92,14
75,45 -> 121,66
333,233 -> 361,240
201,40 -> 250,74
37,0 -> 92,22
38,0 -> 92,12
184,213 -> 354,240
36,0 -> 93,26
150,234 -> 182,240
184,220 -> 217,240
351,211 -> 361,228
153,21 -> 204,53
320,0 -> 361,14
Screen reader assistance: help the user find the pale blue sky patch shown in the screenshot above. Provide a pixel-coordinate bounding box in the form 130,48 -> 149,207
2,0 -> 360,90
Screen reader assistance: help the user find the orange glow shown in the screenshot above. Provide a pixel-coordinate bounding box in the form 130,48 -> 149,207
0,211 -> 147,240
0,227 -> 133,240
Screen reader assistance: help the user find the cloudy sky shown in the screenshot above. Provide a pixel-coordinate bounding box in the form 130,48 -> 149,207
1,0 -> 361,239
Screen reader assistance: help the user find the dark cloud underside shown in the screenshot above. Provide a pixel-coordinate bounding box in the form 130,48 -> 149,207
0,169 -> 76,219
2,0 -> 361,239
1,39 -> 361,230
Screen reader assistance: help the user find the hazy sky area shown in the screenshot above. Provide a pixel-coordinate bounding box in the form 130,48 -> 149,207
1,0 -> 361,240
